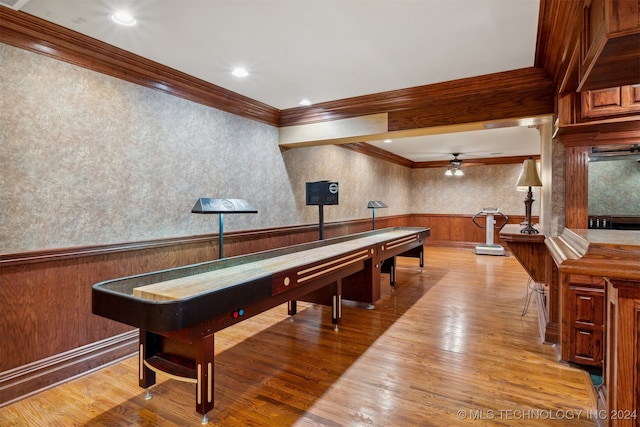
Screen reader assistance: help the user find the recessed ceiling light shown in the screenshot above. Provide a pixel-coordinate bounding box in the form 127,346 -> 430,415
383,139 -> 392,144
232,67 -> 249,77
299,99 -> 312,106
111,10 -> 136,26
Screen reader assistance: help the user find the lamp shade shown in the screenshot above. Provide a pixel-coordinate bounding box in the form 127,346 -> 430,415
516,158 -> 542,187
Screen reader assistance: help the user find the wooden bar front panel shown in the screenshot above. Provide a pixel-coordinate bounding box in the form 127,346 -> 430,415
605,279 -> 640,427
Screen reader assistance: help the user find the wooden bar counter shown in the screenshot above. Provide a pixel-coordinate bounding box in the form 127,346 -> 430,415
545,228 -> 640,427
499,224 -> 558,343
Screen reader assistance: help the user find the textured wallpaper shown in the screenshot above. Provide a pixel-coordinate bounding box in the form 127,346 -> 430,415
281,145 -> 412,224
0,43 -> 292,252
410,164 -> 540,218
1,42 -> 544,254
588,159 -> 640,215
550,139 -> 566,234
0,43 -> 415,253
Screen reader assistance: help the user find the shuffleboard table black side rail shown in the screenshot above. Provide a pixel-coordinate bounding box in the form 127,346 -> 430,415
92,227 -> 429,332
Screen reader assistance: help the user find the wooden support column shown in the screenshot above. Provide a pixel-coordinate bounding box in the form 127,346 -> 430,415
564,145 -> 589,229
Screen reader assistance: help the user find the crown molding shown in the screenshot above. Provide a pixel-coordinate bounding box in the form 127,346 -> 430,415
0,8 -> 280,126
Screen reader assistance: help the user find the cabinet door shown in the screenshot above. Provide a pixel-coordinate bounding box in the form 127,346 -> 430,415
578,0 -> 640,90
570,286 -> 604,366
581,85 -> 640,118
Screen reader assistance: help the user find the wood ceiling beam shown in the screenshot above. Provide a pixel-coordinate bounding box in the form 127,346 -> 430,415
535,0 -> 582,93
280,68 -> 555,129
339,142 -> 541,169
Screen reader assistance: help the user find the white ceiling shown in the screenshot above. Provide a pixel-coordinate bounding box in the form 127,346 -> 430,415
368,125 -> 543,163
13,0 -> 544,163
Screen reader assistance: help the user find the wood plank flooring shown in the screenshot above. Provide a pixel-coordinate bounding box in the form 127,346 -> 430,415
0,246 -> 598,426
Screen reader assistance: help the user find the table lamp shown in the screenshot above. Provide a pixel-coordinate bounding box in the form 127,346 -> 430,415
516,157 -> 542,234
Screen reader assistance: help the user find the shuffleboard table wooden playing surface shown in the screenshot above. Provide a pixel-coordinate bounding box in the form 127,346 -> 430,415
92,226 -> 430,422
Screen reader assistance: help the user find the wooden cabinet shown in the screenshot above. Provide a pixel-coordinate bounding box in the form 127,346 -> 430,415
557,1 -> 640,131
579,0 -> 640,91
546,229 -> 640,366
547,229 -> 640,425
565,275 -> 605,366
559,84 -> 640,127
581,85 -> 640,119
603,278 -> 640,427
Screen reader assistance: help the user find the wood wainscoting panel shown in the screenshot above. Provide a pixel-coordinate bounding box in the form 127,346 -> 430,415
0,247 -> 597,426
0,331 -> 137,407
0,213 -> 524,406
411,213 -> 530,248
0,218 -> 398,406
1,258 -> 90,369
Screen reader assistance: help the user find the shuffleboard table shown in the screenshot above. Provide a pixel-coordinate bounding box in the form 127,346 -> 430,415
92,226 -> 430,422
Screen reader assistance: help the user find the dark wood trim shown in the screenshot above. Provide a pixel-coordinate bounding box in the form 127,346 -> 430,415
340,143 -> 414,168
0,234 -> 218,267
0,7 -> 557,135
0,331 -> 137,408
339,143 -> 541,169
499,224 -> 559,344
0,218 -> 402,267
557,120 -> 640,141
564,145 -> 590,229
0,8 -> 280,127
386,71 -> 554,132
424,240 -> 477,250
535,0 -> 582,93
411,213 -> 534,247
0,214 -> 535,267
0,213 -> 537,406
280,68 -> 555,128
0,6 -> 561,147
558,127 -> 640,231
412,155 -> 540,169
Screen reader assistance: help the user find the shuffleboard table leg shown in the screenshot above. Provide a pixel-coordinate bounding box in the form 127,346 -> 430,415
194,333 -> 215,419
332,279 -> 342,331
139,330 -> 158,392
390,257 -> 396,288
381,257 -> 397,288
288,300 -> 297,316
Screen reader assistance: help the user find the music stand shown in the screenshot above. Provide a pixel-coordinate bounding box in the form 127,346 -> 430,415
192,198 -> 257,258
367,201 -> 387,229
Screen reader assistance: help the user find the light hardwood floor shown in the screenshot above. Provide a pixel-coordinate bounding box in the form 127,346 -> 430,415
0,246 -> 598,426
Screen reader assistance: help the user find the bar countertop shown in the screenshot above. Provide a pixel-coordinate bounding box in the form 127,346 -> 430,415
499,224 -> 545,242
545,228 -> 640,280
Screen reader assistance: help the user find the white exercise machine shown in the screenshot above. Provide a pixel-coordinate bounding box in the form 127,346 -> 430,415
472,207 -> 508,256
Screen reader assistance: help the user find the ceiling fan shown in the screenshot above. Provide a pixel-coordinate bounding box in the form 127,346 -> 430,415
445,153 -> 465,176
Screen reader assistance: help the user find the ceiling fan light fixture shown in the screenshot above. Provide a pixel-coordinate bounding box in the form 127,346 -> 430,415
445,153 -> 464,176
